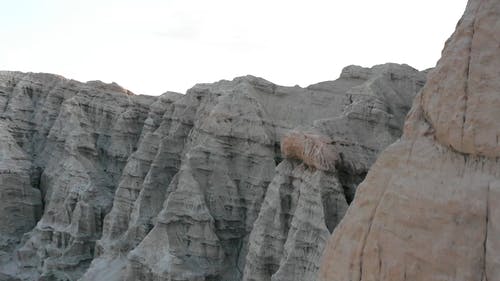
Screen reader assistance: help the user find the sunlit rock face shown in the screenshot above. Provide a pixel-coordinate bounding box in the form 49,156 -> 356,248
319,1 -> 500,281
0,63 -> 425,281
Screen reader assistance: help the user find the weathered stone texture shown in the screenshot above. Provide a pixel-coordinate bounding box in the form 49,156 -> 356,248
319,1 -> 500,281
0,62 -> 425,280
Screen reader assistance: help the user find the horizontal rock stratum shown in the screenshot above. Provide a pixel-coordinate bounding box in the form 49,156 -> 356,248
319,0 -> 500,280
0,64 -> 426,281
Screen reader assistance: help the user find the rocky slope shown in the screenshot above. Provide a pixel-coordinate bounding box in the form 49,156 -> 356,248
319,0 -> 500,280
242,64 -> 424,281
0,63 -> 425,280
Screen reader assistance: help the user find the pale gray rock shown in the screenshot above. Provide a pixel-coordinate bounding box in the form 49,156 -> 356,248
0,272 -> 21,281
0,121 -> 42,265
242,159 -> 346,281
0,63 -> 425,281
0,72 -> 157,280
243,64 -> 426,281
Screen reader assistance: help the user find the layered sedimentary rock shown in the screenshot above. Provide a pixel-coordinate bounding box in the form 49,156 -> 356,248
319,1 -> 500,280
0,63 -> 425,281
243,64 -> 425,281
0,121 -> 41,257
0,72 -> 156,280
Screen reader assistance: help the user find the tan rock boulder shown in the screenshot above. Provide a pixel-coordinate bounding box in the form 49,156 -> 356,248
420,0 -> 500,157
319,1 -> 500,280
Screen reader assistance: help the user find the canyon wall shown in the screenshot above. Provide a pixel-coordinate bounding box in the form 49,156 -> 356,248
0,63 -> 425,280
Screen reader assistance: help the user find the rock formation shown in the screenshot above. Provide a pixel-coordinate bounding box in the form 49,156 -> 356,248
0,62 -> 425,280
319,0 -> 500,280
0,72 -> 157,281
243,64 -> 425,281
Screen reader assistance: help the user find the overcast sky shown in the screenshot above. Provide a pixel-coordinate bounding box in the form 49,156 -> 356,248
1,0 -> 466,95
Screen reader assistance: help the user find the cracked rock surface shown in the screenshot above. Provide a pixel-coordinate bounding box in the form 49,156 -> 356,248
0,63 -> 425,280
319,1 -> 500,280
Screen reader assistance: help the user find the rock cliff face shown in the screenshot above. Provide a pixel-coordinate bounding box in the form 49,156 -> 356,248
0,72 -> 157,281
242,64 -> 425,281
0,63 -> 425,281
319,0 -> 500,280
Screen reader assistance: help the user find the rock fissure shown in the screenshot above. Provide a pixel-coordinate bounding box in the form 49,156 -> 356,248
357,178 -> 393,281
461,2 -> 478,148
482,182 -> 490,281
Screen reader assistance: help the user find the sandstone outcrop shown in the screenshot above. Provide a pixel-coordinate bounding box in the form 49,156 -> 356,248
0,62 -> 425,280
319,1 -> 500,280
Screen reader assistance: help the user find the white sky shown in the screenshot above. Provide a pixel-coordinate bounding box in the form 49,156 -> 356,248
1,0 -> 467,96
